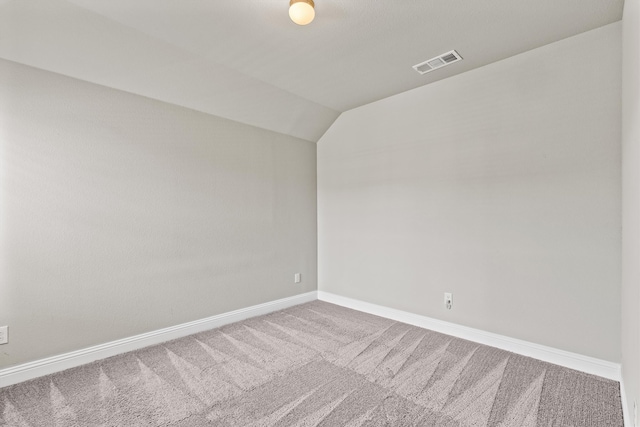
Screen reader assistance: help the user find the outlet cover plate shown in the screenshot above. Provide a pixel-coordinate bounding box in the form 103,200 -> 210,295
444,293 -> 453,309
0,325 -> 7,344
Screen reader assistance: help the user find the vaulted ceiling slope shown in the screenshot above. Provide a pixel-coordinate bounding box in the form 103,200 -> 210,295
0,0 -> 624,142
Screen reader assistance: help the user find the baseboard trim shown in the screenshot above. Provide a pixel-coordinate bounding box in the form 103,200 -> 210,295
2,290 -> 623,391
317,291 -> 621,381
621,377 -> 631,427
0,291 -> 318,388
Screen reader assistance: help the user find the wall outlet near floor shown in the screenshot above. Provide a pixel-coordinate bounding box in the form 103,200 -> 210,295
444,293 -> 453,310
634,400 -> 637,426
294,273 -> 301,284
0,325 -> 8,344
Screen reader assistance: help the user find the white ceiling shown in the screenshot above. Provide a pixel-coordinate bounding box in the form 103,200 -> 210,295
0,0 -> 624,142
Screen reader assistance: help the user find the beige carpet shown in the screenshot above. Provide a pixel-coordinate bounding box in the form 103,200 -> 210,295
0,301 -> 624,426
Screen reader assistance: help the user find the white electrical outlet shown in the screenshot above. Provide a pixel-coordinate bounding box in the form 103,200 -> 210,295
0,325 -> 7,344
294,273 -> 301,284
444,293 -> 453,310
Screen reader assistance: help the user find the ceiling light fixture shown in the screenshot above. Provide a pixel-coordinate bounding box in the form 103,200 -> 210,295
289,0 -> 315,25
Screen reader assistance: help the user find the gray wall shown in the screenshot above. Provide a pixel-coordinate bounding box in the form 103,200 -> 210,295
0,59 -> 317,368
622,0 -> 640,419
318,23 -> 621,362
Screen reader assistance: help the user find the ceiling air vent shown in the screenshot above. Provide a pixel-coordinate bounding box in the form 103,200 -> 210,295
413,50 -> 463,75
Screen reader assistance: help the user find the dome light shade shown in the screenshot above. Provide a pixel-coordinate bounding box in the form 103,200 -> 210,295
289,0 -> 315,25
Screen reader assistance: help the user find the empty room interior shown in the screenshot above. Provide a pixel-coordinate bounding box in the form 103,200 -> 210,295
0,0 -> 639,426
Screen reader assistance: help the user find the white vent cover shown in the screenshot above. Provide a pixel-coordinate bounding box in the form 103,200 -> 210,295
413,50 -> 463,75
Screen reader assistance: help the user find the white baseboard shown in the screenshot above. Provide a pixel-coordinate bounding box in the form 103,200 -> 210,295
0,291 -> 317,388
1,290 -> 623,395
317,291 -> 622,382
621,377 -> 632,427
